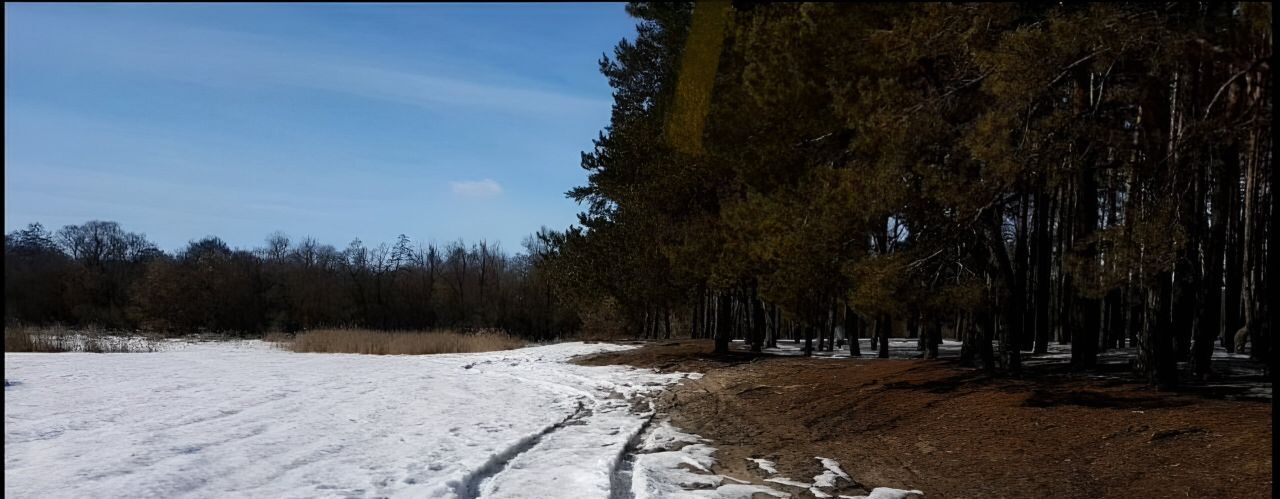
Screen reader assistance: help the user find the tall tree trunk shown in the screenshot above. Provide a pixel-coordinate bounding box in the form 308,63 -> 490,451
1071,159 -> 1101,370
652,307 -> 661,339
1193,143 -> 1236,376
1126,286 -> 1144,353
814,307 -> 826,351
925,319 -> 942,359
645,308 -> 654,339
1056,179 -> 1076,345
1170,106 -> 1202,363
768,304 -> 780,348
803,323 -> 814,356
750,288 -> 765,353
829,302 -> 840,352
664,306 -> 672,339
1265,132 -> 1276,370
875,215 -> 891,358
731,292 -> 743,344
845,305 -> 861,357
959,312 -> 977,366
915,311 -> 927,352
1033,184 -> 1053,354
987,207 -> 1022,373
1058,250 -> 1074,344
692,288 -> 703,339
1223,169 -> 1243,352
1141,272 -> 1179,388
1105,289 -> 1125,349
1101,164 -> 1124,351
714,291 -> 732,354
978,310 -> 996,369
877,314 -> 891,359
1015,192 -> 1032,351
1240,130 -> 1261,359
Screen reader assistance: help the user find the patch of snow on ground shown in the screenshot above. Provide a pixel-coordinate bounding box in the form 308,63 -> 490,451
643,420 -> 707,451
747,457 -> 779,475
752,455 -> 920,499
812,456 -> 853,492
629,422 -> 790,499
816,457 -> 851,482
813,470 -> 842,488
840,487 -> 925,499
4,341 -> 700,498
752,457 -> 841,495
765,477 -> 814,488
738,338 -> 961,360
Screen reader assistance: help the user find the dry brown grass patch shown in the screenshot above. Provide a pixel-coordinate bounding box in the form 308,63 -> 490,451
3,325 -> 161,353
263,331 -> 295,347
283,328 -> 525,355
4,326 -> 43,352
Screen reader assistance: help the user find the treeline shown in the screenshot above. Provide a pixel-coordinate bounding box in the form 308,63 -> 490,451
539,2 -> 1273,385
4,221 -> 575,340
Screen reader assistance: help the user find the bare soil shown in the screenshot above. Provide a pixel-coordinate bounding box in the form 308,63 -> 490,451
578,340 -> 1273,499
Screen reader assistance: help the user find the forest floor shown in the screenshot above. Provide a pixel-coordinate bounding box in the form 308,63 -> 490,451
577,339 -> 1273,499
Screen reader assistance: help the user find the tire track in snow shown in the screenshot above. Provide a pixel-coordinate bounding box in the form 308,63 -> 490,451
452,399 -> 591,499
607,408 -> 659,499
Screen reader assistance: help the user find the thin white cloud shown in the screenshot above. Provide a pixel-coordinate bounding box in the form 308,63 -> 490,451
5,10 -> 608,117
449,178 -> 503,199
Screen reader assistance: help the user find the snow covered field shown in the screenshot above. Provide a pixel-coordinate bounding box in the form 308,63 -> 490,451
4,341 -> 775,499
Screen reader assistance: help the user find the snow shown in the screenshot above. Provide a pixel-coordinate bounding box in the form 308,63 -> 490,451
5,340 -> 940,498
644,420 -> 709,451
747,457 -> 779,474
840,487 -> 925,499
750,455 -> 920,499
3,341 -> 705,498
760,475 -> 833,499
629,422 -> 790,499
631,441 -> 723,492
816,457 -> 850,480
813,456 -> 852,487
735,338 -> 964,359
765,477 -> 813,488
740,338 -> 1272,401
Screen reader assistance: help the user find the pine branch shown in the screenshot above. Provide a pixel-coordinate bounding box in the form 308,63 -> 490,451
1047,50 -> 1103,88
1203,59 -> 1264,120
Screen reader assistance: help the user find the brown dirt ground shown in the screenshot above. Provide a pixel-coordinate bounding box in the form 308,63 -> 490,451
578,340 -> 1273,499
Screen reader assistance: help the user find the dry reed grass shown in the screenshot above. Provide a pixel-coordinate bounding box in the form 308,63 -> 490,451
4,327 -> 41,352
282,328 -> 525,355
3,325 -> 161,353
263,331 -> 295,347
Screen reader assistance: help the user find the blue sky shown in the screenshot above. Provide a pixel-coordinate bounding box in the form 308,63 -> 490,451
4,3 -> 634,254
